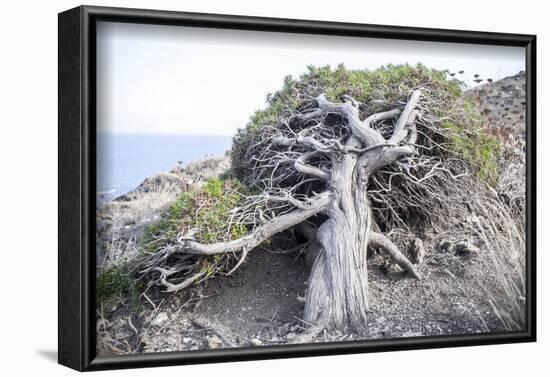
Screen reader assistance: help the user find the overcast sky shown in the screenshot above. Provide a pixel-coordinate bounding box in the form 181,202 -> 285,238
97,21 -> 525,136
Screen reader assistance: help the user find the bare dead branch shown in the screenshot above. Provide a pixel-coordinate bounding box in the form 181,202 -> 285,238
389,90 -> 422,143
181,191 -> 329,256
369,231 -> 420,279
294,152 -> 331,181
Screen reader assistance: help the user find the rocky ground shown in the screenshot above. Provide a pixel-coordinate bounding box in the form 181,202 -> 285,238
97,234 -> 507,355
96,73 -> 526,356
467,71 -> 526,141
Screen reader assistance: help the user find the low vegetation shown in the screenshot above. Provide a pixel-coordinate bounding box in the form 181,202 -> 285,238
97,263 -> 143,308
139,178 -> 254,287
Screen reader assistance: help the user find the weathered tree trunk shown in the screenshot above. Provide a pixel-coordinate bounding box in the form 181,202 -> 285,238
142,91 -> 425,333
304,154 -> 372,331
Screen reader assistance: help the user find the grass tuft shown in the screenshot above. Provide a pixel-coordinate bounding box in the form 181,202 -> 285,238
96,263 -> 143,309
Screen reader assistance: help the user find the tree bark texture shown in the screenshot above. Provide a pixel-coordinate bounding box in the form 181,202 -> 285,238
304,153 -> 372,330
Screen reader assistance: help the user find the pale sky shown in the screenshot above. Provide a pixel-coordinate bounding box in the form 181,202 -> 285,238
97,21 -> 525,136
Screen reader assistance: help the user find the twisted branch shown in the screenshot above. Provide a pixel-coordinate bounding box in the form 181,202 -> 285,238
369,231 -> 420,279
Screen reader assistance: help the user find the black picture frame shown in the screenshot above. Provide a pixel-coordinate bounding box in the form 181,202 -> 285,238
58,5 -> 537,372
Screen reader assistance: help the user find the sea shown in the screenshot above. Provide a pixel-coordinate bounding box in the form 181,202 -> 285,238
97,133 -> 232,202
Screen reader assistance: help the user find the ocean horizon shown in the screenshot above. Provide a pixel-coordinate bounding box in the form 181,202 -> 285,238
97,133 -> 233,202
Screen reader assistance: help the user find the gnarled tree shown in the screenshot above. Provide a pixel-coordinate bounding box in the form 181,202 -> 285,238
139,64 -> 500,333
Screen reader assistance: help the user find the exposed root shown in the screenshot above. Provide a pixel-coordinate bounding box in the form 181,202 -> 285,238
369,231 -> 421,279
291,325 -> 325,344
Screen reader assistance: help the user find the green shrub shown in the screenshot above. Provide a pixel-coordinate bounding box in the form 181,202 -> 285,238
96,263 -> 143,308
143,178 -> 249,246
141,178 -> 252,279
231,63 -> 500,184
442,119 -> 501,183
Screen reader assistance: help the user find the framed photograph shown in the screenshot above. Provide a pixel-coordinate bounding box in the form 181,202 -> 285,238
58,5 -> 536,371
